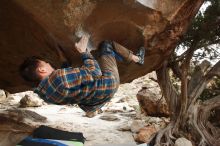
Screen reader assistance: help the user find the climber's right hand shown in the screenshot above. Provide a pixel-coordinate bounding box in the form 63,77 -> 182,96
75,35 -> 89,53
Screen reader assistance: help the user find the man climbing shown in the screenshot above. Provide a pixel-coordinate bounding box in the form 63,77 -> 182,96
19,35 -> 145,117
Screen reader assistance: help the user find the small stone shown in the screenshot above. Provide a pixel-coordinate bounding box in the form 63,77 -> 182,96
19,94 -> 44,107
99,114 -> 119,121
117,124 -> 131,131
134,125 -> 157,143
130,120 -> 146,133
175,137 -> 193,146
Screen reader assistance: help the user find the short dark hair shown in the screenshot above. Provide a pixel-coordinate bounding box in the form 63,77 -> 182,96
19,56 -> 43,83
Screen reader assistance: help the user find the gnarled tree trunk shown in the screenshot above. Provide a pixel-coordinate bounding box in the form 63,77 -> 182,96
154,60 -> 220,146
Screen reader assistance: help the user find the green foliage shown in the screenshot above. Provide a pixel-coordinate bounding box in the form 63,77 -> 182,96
199,77 -> 220,101
177,0 -> 220,62
174,1 -> 220,100
185,0 -> 220,100
181,0 -> 220,47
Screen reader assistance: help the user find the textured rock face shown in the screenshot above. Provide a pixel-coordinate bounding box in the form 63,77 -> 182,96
137,86 -> 170,117
0,0 -> 203,92
19,94 -> 44,108
0,109 -> 46,146
134,125 -> 157,143
0,89 -> 7,103
0,79 -> 169,146
174,137 -> 193,146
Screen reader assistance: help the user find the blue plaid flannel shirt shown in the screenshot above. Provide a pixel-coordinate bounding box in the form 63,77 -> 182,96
34,52 -> 118,112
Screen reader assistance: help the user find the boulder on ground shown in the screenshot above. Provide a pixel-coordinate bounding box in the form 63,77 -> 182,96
0,109 -> 47,146
130,120 -> 146,133
137,86 -> 170,117
134,125 -> 157,143
174,137 -> 193,146
99,114 -> 119,121
20,94 -> 44,108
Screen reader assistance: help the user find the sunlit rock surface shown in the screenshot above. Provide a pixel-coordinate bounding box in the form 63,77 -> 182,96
0,0 -> 203,92
0,73 -> 166,146
137,86 -> 170,117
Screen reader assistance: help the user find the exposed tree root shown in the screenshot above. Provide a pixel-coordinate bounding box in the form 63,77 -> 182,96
154,123 -> 175,146
154,59 -> 220,146
197,96 -> 220,146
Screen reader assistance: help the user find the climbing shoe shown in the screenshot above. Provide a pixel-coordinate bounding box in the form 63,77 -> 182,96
136,47 -> 146,65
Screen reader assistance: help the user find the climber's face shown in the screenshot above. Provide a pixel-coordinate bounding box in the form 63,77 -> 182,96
36,60 -> 55,80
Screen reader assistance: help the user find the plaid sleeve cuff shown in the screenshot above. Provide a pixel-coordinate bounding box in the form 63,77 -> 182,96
81,52 -> 94,61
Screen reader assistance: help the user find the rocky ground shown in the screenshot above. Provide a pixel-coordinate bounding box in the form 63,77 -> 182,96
0,72 -> 169,146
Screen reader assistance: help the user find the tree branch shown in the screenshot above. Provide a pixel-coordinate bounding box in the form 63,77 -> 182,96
188,60 -> 211,103
189,60 -> 220,104
175,43 -> 198,131
181,42 -> 198,100
197,95 -> 220,146
169,54 -> 182,79
206,60 -> 220,78
156,62 -> 180,119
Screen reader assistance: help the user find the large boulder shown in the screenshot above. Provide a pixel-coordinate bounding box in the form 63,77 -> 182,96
0,0 -> 203,92
0,109 -> 47,146
137,85 -> 170,117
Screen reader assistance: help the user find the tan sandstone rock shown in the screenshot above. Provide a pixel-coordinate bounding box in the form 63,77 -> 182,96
0,89 -> 7,103
134,125 -> 157,143
130,120 -> 146,133
174,137 -> 193,146
137,86 -> 170,117
0,109 -> 47,146
20,94 -> 44,108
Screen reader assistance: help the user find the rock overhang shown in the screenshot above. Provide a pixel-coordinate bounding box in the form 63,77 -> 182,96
0,0 -> 203,92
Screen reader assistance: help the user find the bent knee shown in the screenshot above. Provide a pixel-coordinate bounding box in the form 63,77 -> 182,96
98,40 -> 114,55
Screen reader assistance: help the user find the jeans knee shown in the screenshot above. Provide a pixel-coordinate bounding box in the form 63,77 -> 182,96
98,40 -> 114,55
